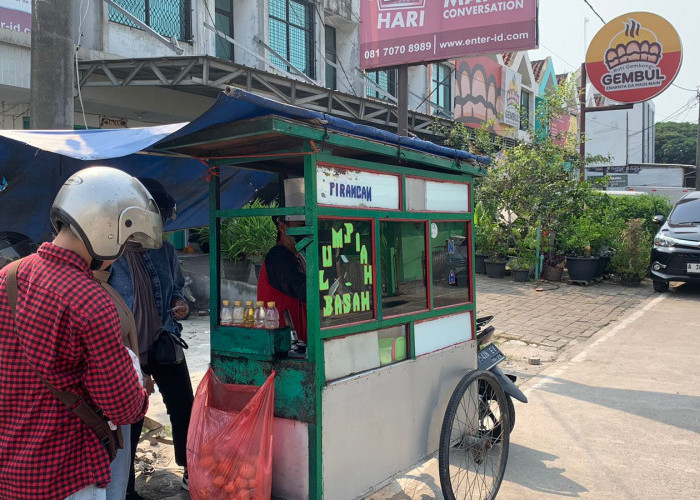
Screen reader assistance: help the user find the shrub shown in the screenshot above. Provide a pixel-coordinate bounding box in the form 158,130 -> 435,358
610,218 -> 652,282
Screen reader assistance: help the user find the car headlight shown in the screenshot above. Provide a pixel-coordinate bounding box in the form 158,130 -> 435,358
654,234 -> 678,247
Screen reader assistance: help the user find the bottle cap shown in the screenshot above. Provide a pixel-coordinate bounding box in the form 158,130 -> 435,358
245,300 -> 253,305
267,301 -> 275,307
222,300 -> 230,306
256,300 -> 264,307
234,300 -> 242,306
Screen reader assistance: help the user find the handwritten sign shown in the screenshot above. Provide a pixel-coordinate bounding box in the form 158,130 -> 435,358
317,164 -> 399,210
319,221 -> 374,320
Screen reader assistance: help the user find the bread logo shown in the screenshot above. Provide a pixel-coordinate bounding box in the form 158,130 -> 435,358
585,12 -> 682,103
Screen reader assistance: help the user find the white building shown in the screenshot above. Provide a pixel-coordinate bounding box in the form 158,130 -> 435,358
0,0 -> 456,136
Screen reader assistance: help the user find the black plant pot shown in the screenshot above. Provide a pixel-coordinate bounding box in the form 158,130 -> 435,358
567,257 -> 599,283
594,255 -> 610,278
512,269 -> 531,282
484,260 -> 507,278
475,254 -> 487,274
541,264 -> 563,281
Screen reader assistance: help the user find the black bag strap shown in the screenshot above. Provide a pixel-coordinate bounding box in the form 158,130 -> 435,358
6,259 -> 102,414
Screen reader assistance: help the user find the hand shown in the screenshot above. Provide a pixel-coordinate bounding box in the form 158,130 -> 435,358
144,375 -> 155,396
171,298 -> 189,320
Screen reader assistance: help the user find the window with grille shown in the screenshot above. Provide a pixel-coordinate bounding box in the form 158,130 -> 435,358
269,0 -> 315,79
366,69 -> 397,100
215,0 -> 234,61
431,63 -> 452,115
108,0 -> 191,41
325,25 -> 337,90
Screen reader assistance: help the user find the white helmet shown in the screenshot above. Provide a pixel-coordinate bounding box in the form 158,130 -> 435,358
50,167 -> 163,260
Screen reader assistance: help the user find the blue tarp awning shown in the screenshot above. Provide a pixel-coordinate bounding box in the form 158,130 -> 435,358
0,90 -> 488,243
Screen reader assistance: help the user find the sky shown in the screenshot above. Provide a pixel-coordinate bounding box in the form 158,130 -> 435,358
529,0 -> 699,124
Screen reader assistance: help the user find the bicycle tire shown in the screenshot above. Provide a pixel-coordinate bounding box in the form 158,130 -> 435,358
438,370 -> 510,500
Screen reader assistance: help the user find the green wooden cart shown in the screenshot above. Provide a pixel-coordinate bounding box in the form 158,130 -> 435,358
157,95 -> 488,499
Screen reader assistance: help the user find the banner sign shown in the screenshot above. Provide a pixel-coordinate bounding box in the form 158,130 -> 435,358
0,0 -> 31,34
317,164 -> 400,210
585,12 -> 682,103
360,0 -> 538,70
501,66 -> 522,127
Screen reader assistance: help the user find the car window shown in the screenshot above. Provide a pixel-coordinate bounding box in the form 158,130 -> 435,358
669,198 -> 700,224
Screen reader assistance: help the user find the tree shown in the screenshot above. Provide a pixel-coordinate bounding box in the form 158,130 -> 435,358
655,122 -> 697,165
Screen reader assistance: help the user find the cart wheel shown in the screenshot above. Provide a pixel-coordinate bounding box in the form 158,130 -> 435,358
439,370 -> 510,500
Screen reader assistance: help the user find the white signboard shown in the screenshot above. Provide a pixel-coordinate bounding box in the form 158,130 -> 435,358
317,164 -> 399,210
502,66 -> 522,128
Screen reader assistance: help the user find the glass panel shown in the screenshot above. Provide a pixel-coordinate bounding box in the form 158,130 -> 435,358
269,18 -> 288,69
216,0 -> 231,13
288,0 -> 307,27
269,0 -> 286,20
149,0 -> 186,40
380,221 -> 428,316
325,25 -> 337,90
319,219 -> 375,328
289,26 -> 308,72
215,11 -> 233,60
431,222 -> 470,308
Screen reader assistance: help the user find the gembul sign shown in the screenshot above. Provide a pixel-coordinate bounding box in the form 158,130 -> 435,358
585,12 -> 682,103
360,0 -> 538,70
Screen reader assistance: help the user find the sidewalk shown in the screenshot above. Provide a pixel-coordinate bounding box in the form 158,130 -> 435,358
368,282 -> 700,499
134,272 -> 663,499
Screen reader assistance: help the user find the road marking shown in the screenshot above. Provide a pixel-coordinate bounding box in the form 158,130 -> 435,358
524,294 -> 666,395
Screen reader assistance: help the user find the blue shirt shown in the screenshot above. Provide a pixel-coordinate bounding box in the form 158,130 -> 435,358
108,241 -> 185,339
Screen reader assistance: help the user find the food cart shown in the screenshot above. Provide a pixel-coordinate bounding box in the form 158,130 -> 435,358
0,87 -> 489,499
153,89 -> 489,499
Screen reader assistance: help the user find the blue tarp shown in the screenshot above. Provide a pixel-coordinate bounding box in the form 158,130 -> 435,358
0,90 -> 488,243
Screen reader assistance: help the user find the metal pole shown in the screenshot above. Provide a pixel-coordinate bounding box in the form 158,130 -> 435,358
397,65 -> 409,136
696,90 -> 700,190
30,0 -> 74,129
579,63 -> 587,181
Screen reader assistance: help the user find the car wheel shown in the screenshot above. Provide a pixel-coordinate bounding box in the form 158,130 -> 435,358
653,280 -> 669,293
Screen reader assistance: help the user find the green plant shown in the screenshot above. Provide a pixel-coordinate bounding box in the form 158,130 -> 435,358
481,223 -> 509,261
220,199 -> 278,262
611,218 -> 652,281
559,216 -> 604,257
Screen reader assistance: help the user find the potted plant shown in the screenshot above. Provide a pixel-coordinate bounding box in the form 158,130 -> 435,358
509,231 -> 537,282
611,218 -> 651,286
220,199 -> 278,281
482,224 -> 509,278
560,216 -> 600,283
473,202 -> 489,274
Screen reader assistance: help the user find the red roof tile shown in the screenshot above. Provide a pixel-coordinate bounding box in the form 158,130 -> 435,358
531,59 -> 547,83
501,52 -> 515,66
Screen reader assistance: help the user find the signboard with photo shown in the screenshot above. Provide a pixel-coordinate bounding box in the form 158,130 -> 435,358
585,12 -> 682,103
501,66 -> 522,127
360,0 -> 538,70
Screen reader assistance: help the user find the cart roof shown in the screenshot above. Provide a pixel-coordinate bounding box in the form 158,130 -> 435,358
0,90 -> 488,243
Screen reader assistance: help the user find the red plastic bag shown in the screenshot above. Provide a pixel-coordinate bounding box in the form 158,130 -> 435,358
187,368 -> 275,500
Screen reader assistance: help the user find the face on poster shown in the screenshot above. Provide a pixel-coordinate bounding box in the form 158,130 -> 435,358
585,11 -> 682,103
360,0 -> 538,70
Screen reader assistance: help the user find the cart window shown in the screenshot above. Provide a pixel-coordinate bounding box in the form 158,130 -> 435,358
380,221 -> 428,316
431,221 -> 471,307
319,219 -> 375,328
378,324 -> 409,366
405,178 -> 470,213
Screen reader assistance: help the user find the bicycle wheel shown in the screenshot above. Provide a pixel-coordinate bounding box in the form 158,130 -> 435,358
439,370 -> 510,500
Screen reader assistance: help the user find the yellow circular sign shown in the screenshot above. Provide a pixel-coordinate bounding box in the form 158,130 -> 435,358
585,12 -> 682,103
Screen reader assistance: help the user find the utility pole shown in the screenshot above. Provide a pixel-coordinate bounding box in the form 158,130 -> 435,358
30,0 -> 74,129
696,89 -> 700,190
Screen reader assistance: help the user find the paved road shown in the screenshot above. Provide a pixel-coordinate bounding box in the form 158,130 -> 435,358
368,282 -> 700,500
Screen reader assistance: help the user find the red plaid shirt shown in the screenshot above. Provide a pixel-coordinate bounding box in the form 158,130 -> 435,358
0,243 -> 148,500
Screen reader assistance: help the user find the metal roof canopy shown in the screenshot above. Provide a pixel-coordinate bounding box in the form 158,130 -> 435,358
77,56 -> 451,140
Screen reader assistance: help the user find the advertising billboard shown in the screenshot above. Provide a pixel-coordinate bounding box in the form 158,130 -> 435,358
585,12 -> 682,103
501,66 -> 521,127
360,0 -> 538,70
0,0 -> 31,34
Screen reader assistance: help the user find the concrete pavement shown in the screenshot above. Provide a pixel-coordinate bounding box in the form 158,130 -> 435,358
368,282 -> 700,499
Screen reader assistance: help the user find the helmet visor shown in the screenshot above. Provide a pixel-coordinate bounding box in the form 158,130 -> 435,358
118,202 -> 163,250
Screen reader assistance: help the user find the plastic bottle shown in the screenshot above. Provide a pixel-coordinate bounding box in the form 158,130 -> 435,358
254,300 -> 267,329
220,300 -> 233,326
264,301 -> 279,329
232,300 -> 244,326
243,300 -> 255,328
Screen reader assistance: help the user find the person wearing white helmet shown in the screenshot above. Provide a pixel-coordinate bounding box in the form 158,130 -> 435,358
108,178 -> 194,498
0,166 -> 162,500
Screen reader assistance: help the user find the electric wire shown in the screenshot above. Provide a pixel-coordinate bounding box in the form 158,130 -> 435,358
581,0 -> 606,25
